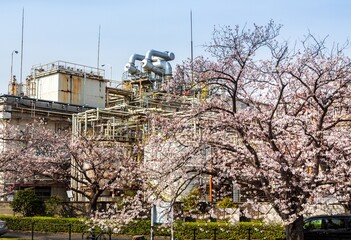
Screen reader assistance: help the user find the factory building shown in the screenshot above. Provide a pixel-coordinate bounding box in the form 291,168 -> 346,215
0,61 -> 107,201
0,50 -> 190,203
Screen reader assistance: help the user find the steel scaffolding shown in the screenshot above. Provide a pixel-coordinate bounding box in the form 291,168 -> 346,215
72,74 -> 195,144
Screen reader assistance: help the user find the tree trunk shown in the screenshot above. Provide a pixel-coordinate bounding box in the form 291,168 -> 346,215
285,216 -> 304,240
343,202 -> 351,213
89,190 -> 103,216
89,198 -> 97,216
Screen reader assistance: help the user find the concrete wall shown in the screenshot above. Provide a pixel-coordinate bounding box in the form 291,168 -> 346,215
0,200 -> 347,220
0,201 -> 107,217
0,202 -> 14,216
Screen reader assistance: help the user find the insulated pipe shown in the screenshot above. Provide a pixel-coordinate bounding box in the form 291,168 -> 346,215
144,49 -> 175,61
124,54 -> 145,74
129,54 -> 145,64
141,59 -> 164,75
150,58 -> 173,75
142,50 -> 175,75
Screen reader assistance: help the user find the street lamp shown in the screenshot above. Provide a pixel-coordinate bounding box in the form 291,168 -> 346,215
101,64 -> 113,85
10,50 -> 19,82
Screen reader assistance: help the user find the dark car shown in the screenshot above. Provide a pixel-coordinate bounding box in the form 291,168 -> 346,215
0,220 -> 8,236
304,214 -> 351,240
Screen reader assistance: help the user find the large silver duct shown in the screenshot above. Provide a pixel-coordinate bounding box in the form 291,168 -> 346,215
144,49 -> 175,62
125,50 -> 175,76
150,58 -> 173,75
142,50 -> 175,76
124,54 -> 145,74
142,59 -> 164,75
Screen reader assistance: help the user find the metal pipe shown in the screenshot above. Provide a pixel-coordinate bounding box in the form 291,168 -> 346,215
10,50 -> 18,82
144,49 -> 175,61
129,54 -> 145,64
151,58 -> 172,75
125,50 -> 175,76
125,54 -> 145,74
141,59 -> 164,75
142,50 -> 175,76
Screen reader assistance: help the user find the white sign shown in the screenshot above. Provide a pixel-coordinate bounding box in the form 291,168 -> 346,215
151,201 -> 173,225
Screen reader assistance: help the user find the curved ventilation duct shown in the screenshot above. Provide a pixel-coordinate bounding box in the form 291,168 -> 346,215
125,50 -> 175,76
124,54 -> 145,74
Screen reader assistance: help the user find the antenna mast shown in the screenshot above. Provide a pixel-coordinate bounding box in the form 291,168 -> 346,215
20,8 -> 24,94
97,24 -> 101,71
190,10 -> 194,85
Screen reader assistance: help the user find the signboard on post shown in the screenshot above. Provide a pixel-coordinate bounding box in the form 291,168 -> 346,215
151,201 -> 173,225
151,201 -> 174,240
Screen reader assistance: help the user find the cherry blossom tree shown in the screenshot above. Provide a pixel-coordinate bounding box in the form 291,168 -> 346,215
0,122 -> 146,216
146,21 -> 351,240
69,136 -> 144,214
0,122 -> 70,196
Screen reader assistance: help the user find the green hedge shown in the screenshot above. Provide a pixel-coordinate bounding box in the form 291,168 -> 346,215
0,216 -> 87,233
119,220 -> 171,236
0,216 -> 285,239
116,220 -> 285,240
174,222 -> 284,240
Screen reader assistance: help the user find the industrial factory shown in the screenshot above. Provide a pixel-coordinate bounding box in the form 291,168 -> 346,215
0,49 -> 196,202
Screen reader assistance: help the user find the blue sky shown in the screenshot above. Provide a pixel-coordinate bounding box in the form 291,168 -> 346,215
1,0 -> 351,94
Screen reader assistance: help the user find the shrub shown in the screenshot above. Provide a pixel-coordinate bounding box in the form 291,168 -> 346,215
181,188 -> 201,213
10,190 -> 43,216
216,197 -> 237,209
44,195 -> 63,217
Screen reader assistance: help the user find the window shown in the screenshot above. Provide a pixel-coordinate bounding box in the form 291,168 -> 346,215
34,186 -> 51,200
325,218 -> 345,230
304,219 -> 322,230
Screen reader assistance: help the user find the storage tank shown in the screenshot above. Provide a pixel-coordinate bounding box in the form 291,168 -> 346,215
26,61 -> 107,108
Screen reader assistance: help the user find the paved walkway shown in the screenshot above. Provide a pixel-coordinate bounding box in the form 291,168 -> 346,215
3,230 -> 170,240
4,230 -> 82,239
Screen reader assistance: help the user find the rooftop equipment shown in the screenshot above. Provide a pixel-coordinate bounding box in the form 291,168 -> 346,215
124,49 -> 175,77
